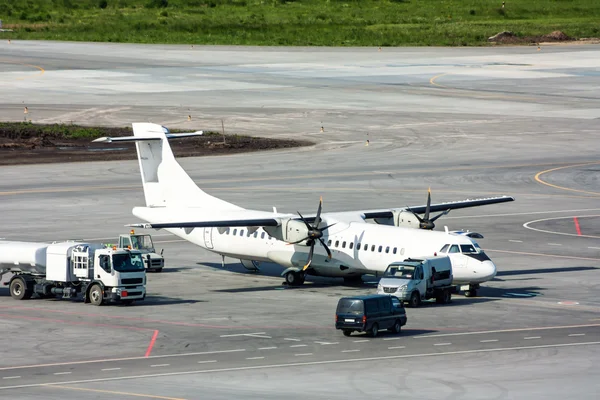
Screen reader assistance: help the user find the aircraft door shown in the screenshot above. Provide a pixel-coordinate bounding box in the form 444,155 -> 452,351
203,227 -> 214,249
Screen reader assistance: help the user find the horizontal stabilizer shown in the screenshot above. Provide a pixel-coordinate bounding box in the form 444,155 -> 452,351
93,131 -> 203,143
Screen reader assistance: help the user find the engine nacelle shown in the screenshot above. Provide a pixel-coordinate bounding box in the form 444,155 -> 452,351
264,219 -> 310,245
374,210 -> 421,229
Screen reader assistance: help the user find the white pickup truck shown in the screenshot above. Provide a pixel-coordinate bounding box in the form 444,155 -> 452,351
377,256 -> 453,307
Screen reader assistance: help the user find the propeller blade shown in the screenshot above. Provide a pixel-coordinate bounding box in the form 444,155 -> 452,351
318,238 -> 332,259
321,223 -> 337,231
286,237 -> 309,245
302,243 -> 315,271
429,209 -> 451,223
296,211 -> 313,231
314,196 -> 323,227
406,206 -> 425,223
424,187 -> 432,220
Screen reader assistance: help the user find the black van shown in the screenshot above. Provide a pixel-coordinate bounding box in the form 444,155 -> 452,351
335,294 -> 407,337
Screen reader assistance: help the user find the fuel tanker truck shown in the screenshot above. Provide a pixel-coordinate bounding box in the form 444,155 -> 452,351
0,240 -> 146,306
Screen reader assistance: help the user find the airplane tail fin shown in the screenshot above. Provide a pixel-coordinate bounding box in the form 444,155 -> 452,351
94,123 -> 241,210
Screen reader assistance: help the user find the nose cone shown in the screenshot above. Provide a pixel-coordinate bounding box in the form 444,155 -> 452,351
479,260 -> 497,281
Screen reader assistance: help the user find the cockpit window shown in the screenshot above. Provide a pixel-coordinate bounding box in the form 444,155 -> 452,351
460,244 -> 477,254
440,244 -> 449,253
448,245 -> 460,253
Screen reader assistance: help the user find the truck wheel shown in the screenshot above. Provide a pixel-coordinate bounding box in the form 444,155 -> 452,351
342,330 -> 352,337
443,289 -> 452,304
369,323 -> 379,337
89,284 -> 104,306
409,291 -> 421,307
391,319 -> 402,334
9,277 -> 32,300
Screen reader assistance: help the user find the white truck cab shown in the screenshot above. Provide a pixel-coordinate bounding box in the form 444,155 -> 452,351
118,230 -> 164,272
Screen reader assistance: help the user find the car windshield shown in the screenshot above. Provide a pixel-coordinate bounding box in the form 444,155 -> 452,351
112,252 -> 145,272
337,299 -> 364,315
383,265 -> 415,279
130,235 -> 154,250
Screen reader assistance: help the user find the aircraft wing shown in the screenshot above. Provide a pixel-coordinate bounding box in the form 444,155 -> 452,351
129,218 -> 280,229
361,195 -> 515,220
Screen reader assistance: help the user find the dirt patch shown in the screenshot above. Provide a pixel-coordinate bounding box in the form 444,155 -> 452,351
488,30 -> 592,45
0,123 -> 313,166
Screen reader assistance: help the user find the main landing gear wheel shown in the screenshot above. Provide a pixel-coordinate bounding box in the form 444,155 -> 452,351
285,271 -> 305,286
464,285 -> 478,297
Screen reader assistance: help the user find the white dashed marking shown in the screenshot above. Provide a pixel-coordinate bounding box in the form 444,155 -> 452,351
341,349 -> 360,353
547,243 -> 562,246
290,344 -> 307,348
101,368 -> 121,371
524,337 -> 541,340
53,372 -> 72,375
353,340 -> 369,343
388,346 -> 405,350
150,364 -> 170,368
258,347 -> 277,350
294,353 -> 313,357
509,240 -> 523,243
588,247 -> 600,250
220,332 -> 271,338
383,337 -> 402,341
434,343 -> 451,346
480,339 -> 499,343
569,333 -> 585,337
197,360 -> 217,364
2,376 -> 21,380
246,357 -> 265,360
314,341 -> 339,345
284,338 -> 302,342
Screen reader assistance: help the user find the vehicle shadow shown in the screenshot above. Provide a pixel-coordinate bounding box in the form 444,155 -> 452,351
149,266 -> 195,273
495,265 -> 597,278
122,296 -> 205,306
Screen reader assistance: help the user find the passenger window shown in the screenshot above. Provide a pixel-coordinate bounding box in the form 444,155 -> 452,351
378,246 -> 382,253
342,241 -> 346,248
378,297 -> 390,311
365,300 -> 378,313
393,247 -> 397,254
385,246 -> 390,254
364,244 -> 368,251
253,232 -> 258,238
335,240 -> 339,247
233,229 -> 237,235
349,242 -> 354,249
240,230 -> 245,236
449,245 -> 460,253
391,297 -> 402,309
357,243 -> 361,250
400,248 -> 405,255
328,239 -> 332,246
261,232 -> 265,239
371,245 -> 375,252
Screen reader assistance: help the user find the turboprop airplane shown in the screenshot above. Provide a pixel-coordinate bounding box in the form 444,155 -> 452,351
94,123 -> 515,297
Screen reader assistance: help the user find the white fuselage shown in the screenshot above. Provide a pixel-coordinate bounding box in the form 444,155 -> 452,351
134,208 -> 496,285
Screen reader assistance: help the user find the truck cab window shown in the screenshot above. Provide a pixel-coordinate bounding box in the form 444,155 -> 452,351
448,244 -> 460,253
440,244 -> 450,253
99,255 -> 111,273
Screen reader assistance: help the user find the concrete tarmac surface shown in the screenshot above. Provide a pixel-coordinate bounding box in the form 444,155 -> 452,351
1,41 -> 600,399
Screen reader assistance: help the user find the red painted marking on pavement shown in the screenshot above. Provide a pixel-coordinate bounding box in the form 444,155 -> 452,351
574,217 -> 582,236
145,330 -> 160,358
